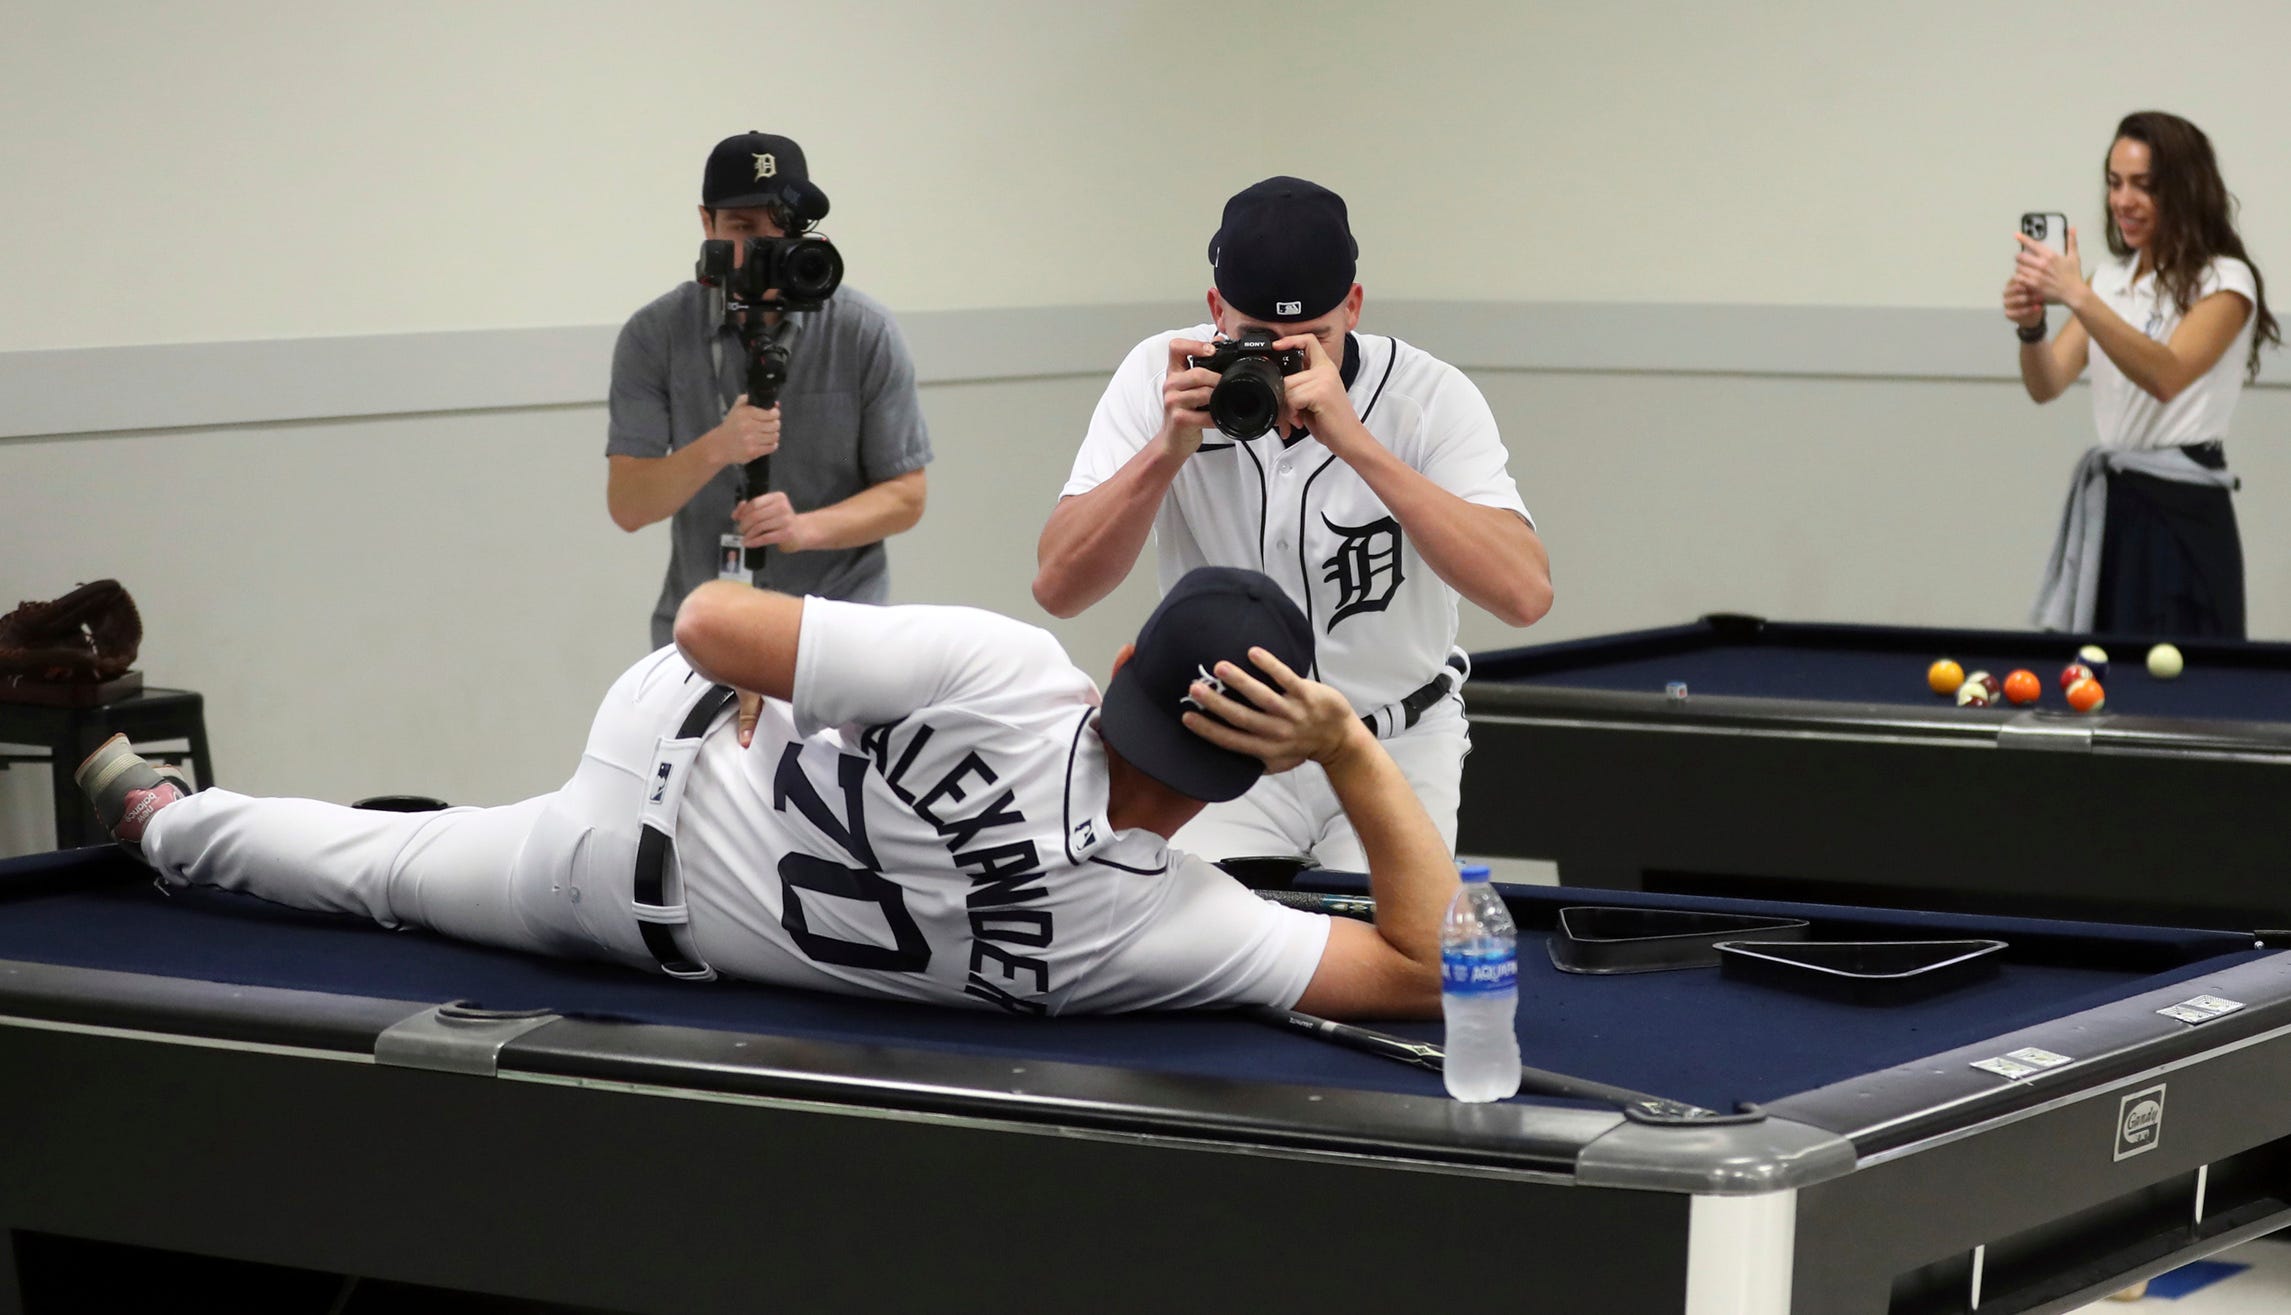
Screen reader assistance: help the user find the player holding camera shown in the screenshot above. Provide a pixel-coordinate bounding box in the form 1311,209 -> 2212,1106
606,132 -> 934,649
1035,177 -> 1552,870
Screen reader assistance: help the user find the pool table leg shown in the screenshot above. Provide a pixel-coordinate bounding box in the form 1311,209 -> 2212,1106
1685,1192 -> 1796,1315
0,1230 -> 22,1315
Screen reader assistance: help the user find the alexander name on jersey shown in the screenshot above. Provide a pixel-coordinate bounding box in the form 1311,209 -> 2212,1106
807,714 -> 1060,1015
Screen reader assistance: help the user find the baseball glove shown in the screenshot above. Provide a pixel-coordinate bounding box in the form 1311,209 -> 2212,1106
0,579 -> 144,683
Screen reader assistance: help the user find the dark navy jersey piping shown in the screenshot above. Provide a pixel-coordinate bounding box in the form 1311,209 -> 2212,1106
1238,439 -> 1269,570
1060,704 -> 1170,875
1295,337 -> 1400,670
1060,707 -> 1092,867
1296,453 -> 1340,673
1358,336 -> 1397,424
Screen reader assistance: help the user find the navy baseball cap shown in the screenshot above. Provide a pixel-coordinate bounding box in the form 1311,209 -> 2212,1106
703,131 -> 830,223
1207,177 -> 1358,322
1099,567 -> 1316,803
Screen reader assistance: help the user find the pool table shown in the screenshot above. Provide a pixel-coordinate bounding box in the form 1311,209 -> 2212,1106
5,847 -> 2291,1314
1460,616 -> 2291,929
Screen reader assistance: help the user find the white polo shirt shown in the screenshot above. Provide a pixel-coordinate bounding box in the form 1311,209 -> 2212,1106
672,598 -> 1331,1014
1062,328 -> 1532,713
2089,254 -> 2258,451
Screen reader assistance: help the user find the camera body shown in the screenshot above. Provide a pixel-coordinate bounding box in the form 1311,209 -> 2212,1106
695,234 -> 845,311
1187,329 -> 1307,440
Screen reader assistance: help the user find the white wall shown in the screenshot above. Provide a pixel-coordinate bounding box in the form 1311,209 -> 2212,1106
0,0 -> 1259,348
5,2 -> 2289,854
8,0 -> 2289,345
0,379 -> 1165,849
1290,0 -> 2291,308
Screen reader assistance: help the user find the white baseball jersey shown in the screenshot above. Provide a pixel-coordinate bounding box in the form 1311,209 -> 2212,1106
671,598 -> 1332,1014
1062,327 -> 1532,712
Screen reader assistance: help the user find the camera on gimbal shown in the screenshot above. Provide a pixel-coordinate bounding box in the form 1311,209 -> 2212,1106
1187,329 -> 1307,440
695,232 -> 845,573
695,234 -> 845,312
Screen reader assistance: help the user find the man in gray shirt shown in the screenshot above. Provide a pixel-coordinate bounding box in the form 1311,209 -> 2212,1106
607,131 -> 933,648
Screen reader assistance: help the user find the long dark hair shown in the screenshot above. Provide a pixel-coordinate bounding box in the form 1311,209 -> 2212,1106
2105,111 -> 2279,381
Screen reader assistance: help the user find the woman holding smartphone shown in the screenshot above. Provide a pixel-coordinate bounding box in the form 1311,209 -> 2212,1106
2007,110 -> 2278,638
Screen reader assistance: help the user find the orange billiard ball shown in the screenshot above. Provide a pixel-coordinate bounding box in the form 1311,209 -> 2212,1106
2065,676 -> 2106,713
1927,659 -> 1965,696
2003,669 -> 2041,705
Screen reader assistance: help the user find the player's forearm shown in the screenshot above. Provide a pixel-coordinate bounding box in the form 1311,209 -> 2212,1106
1032,445 -> 1187,617
673,581 -> 805,701
789,470 -> 927,551
607,440 -> 730,531
1320,725 -> 1457,970
1339,443 -> 1551,626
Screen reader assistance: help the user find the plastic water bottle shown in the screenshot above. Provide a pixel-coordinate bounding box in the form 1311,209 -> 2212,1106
1441,864 -> 1521,1102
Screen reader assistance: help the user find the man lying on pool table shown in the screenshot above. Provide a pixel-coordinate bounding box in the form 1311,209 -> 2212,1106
77,567 -> 1458,1019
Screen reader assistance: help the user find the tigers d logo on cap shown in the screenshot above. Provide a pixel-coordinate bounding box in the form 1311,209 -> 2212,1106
704,131 -> 830,224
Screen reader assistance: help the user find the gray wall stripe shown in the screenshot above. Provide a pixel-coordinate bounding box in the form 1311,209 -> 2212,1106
5,300 -> 2240,441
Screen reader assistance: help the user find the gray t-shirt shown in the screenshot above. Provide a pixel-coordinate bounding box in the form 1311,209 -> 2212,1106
607,281 -> 933,647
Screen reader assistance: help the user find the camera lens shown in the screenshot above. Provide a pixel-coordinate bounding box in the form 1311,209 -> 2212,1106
781,239 -> 845,302
1209,358 -> 1285,440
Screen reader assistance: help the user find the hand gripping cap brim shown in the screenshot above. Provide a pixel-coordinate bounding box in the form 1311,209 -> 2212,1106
1097,567 -> 1316,803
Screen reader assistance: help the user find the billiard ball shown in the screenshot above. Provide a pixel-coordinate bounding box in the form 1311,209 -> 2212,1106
2003,669 -> 2041,704
1965,671 -> 2001,701
2076,645 -> 2110,681
2059,662 -> 2095,691
2066,677 -> 2106,713
2147,643 -> 2184,679
1927,659 -> 1965,696
1956,684 -> 1993,708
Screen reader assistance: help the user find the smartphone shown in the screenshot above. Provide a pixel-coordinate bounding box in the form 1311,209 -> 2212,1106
2020,211 -> 2068,254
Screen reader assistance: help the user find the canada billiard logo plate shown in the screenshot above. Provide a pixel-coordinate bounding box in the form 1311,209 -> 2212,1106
2114,1084 -> 2166,1161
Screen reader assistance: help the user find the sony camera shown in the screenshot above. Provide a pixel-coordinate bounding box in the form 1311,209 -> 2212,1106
695,234 -> 845,312
1187,329 -> 1307,441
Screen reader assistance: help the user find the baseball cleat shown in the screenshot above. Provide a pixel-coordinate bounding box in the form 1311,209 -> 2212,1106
74,734 -> 193,860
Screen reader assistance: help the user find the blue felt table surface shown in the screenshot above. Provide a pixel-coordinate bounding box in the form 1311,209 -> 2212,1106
0,849 -> 2267,1113
1484,631 -> 2276,720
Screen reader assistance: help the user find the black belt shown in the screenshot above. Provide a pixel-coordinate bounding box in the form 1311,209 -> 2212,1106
2182,440 -> 2228,471
1363,652 -> 1468,737
632,682 -> 738,980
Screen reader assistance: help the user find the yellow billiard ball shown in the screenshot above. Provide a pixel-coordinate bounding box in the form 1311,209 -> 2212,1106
1927,659 -> 1965,696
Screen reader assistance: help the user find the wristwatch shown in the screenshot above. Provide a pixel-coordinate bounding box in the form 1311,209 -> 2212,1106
2016,321 -> 2047,344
